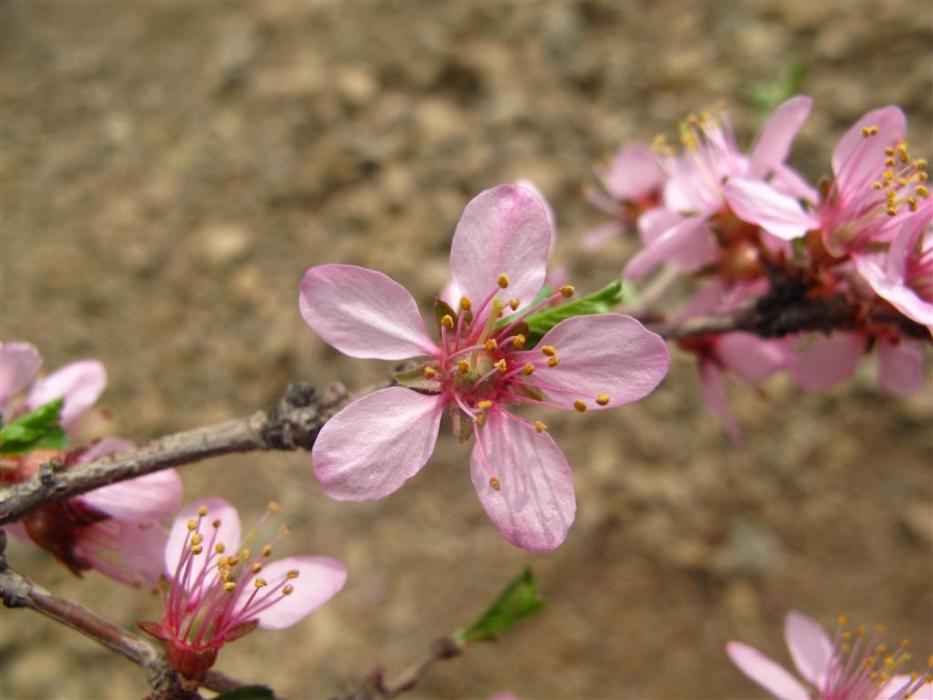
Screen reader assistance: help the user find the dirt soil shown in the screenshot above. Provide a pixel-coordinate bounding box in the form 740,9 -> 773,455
1,2 -> 931,699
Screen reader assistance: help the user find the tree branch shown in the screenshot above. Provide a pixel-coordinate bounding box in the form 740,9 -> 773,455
0,382 -> 349,526
0,531 -> 276,699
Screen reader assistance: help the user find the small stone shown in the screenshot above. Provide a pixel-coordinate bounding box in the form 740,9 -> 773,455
195,224 -> 253,269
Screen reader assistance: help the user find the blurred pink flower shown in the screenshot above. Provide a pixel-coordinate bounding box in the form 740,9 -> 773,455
817,107 -> 929,257
727,611 -> 932,700
300,184 -> 670,551
0,341 -> 106,433
140,498 -> 346,686
10,438 -> 182,587
623,96 -> 817,281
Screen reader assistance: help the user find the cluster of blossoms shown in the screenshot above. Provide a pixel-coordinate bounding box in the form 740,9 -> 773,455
1,341 -> 181,586
589,97 -> 931,438
728,611 -> 932,700
300,183 -> 671,551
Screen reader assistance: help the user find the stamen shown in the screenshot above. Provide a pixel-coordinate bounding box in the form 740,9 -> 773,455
541,345 -> 556,356
212,519 -> 221,528
223,581 -> 236,593
861,125 -> 879,137
240,548 -> 251,561
215,543 -> 226,554
512,334 -> 526,348
197,506 -> 208,517
475,413 -> 487,426
283,584 -> 294,596
596,393 -> 610,406
460,297 -> 472,311
424,366 -> 437,379
186,519 -> 197,532
191,534 -> 203,546
251,562 -> 263,573
441,314 -> 454,329
489,476 -> 502,491
508,298 -> 520,311
262,544 -> 273,557
267,501 -> 279,513
484,338 -> 498,351
497,273 -> 509,289
191,545 -> 203,555
494,359 -> 507,372
548,356 -> 559,368
559,285 -> 575,298
254,577 -> 267,589
574,400 -> 587,413
458,360 -> 470,374
477,400 -> 493,410
534,421 -> 547,433
521,363 -> 535,376
286,569 -> 300,579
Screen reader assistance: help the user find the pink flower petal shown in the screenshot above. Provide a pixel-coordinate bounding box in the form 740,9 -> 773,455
790,332 -> 865,390
771,164 -> 819,204
638,207 -> 683,245
832,106 -> 907,199
79,518 -> 169,588
582,221 -> 623,252
470,409 -> 575,552
880,675 -> 933,700
237,555 -> 347,630
723,178 -> 817,240
784,610 -> 833,688
726,641 -> 810,700
81,468 -> 183,522
165,497 -> 241,589
27,359 -> 106,428
449,184 -> 552,316
748,95 -> 812,178
299,265 -> 439,361
515,179 -> 557,255
623,214 -> 717,280
877,339 -> 925,397
0,341 -> 41,409
717,334 -> 793,384
599,144 -> 664,200
517,314 -> 669,411
77,437 -> 134,462
312,387 -> 444,501
699,359 -> 742,443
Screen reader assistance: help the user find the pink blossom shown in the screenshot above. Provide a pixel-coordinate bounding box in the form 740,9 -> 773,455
727,611 -> 932,700
300,184 -> 670,551
0,341 -> 106,432
817,107 -> 930,257
623,96 -> 817,281
10,438 -> 182,587
140,498 -> 346,686
678,281 -> 793,441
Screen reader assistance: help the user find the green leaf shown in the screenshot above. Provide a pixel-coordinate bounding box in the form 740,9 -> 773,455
214,686 -> 275,700
747,61 -> 808,116
0,399 -> 68,455
517,280 -> 628,345
456,568 -> 547,644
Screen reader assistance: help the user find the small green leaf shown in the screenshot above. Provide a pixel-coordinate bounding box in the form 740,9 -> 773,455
394,362 -> 443,392
456,568 -> 547,644
747,61 -> 808,116
214,686 -> 275,700
517,280 -> 628,345
0,399 -> 68,455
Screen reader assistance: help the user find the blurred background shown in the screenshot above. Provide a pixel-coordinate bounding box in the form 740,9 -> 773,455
1,1 -> 931,698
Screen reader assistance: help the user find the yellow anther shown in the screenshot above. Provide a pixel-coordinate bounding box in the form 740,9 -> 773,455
191,545 -> 203,555
512,334 -> 526,349
197,506 -> 208,517
267,501 -> 279,513
521,363 -> 535,375
212,519 -> 221,528
916,186 -> 930,198
898,177 -> 910,187
460,296 -> 472,311
424,366 -> 437,379
223,581 -> 236,593
240,548 -> 251,561
494,359 -> 507,372
887,206 -> 898,217
837,613 -> 849,626
441,314 -> 454,329
541,345 -> 556,356
534,420 -> 547,433
883,170 -> 895,181
920,171 -> 929,182
489,476 -> 502,491
574,400 -> 587,413
215,543 -> 226,554
900,639 -> 911,649
861,125 -> 879,137
477,400 -> 493,410
187,519 -> 197,532
915,158 -> 929,169
492,298 -> 505,314
548,356 -> 559,368
279,524 -> 291,535
497,273 -> 510,288
283,584 -> 294,596
474,412 -> 487,427
872,182 -> 884,190
190,534 -> 203,546
885,147 -> 895,156
287,569 -> 300,579
226,556 -> 239,567
885,657 -> 896,668
596,392 -> 610,406
509,298 -> 520,311
876,644 -> 888,654
254,577 -> 268,589
908,197 -> 918,211
252,562 -> 263,573
897,143 -> 910,163
559,285 -> 575,298
484,338 -> 498,351
262,544 -> 273,557
458,360 -> 470,374
885,158 -> 896,167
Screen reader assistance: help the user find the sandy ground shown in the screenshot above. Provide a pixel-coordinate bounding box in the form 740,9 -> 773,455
1,2 -> 931,699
